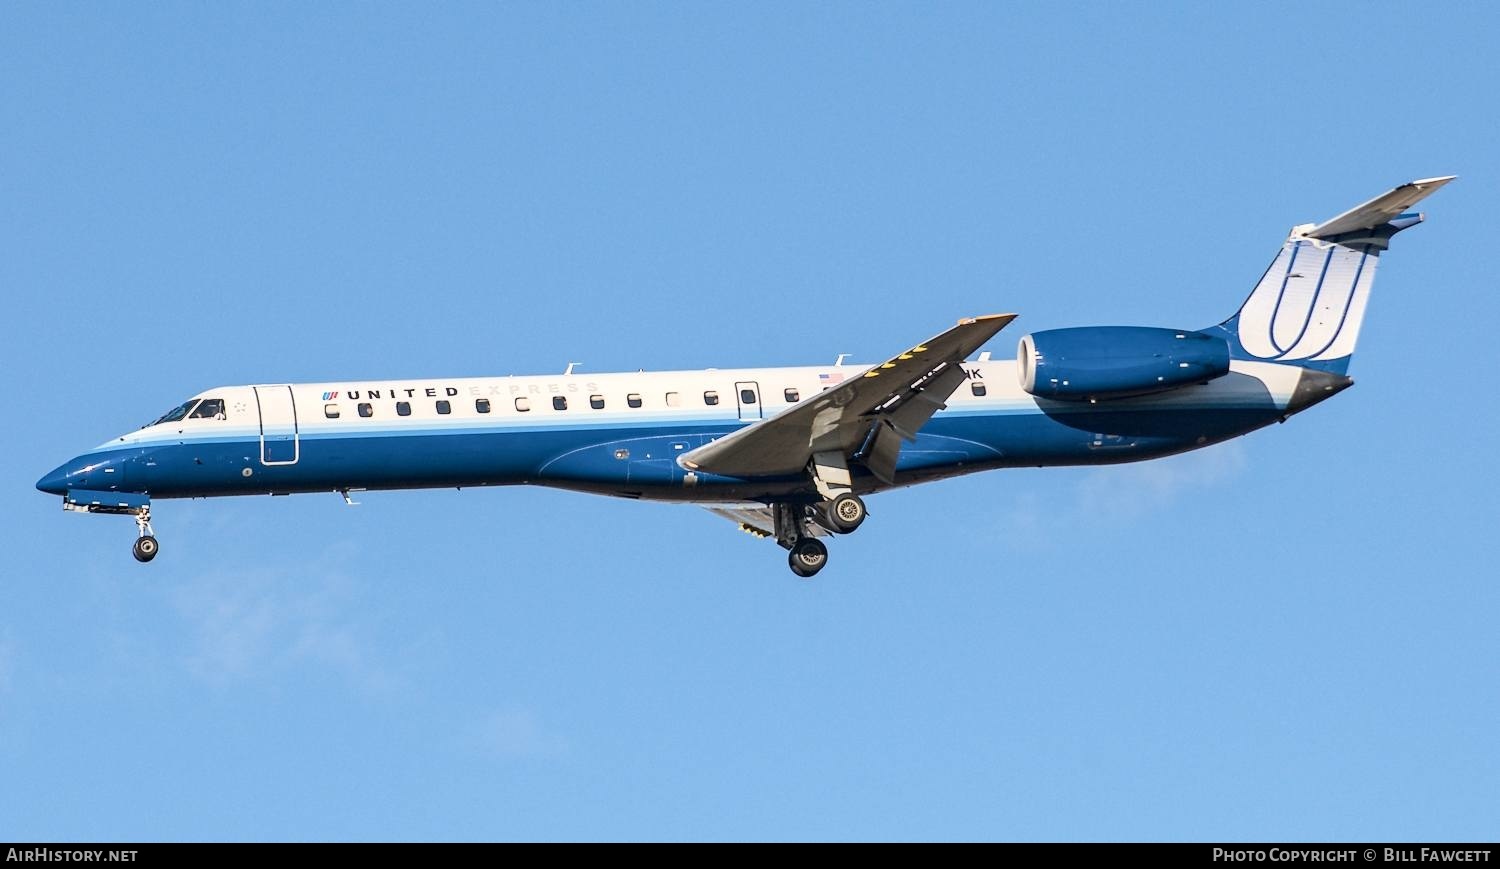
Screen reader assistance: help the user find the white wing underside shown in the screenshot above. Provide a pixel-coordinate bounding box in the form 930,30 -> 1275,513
703,504 -> 829,538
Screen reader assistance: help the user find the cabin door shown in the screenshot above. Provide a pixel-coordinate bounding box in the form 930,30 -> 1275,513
254,385 -> 300,466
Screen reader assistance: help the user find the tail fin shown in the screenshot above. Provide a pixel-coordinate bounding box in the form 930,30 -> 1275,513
1209,176 -> 1454,375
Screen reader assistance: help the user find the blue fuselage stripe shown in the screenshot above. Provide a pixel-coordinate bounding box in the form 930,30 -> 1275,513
65,396 -> 1288,503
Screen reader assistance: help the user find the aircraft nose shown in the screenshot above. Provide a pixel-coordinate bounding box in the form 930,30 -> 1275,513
36,463 -> 71,495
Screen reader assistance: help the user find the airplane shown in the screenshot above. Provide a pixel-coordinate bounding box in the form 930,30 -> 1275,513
36,176 -> 1453,577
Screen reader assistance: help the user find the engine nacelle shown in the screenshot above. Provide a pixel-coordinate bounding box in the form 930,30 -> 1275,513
1018,326 -> 1231,401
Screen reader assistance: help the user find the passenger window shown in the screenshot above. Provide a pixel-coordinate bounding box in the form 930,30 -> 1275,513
703,391 -> 719,406
971,381 -> 987,397
515,397 -> 531,412
740,388 -> 757,404
665,392 -> 681,407
324,403 -> 340,419
784,388 -> 799,403
436,400 -> 451,415
476,398 -> 491,414
358,403 -> 374,418
396,401 -> 411,417
553,396 -> 567,411
590,395 -> 605,410
627,394 -> 642,408
189,398 -> 225,419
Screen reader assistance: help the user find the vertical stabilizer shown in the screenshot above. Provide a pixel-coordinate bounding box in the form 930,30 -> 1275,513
1209,176 -> 1453,375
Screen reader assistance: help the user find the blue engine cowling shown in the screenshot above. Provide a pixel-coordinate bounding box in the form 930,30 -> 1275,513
1018,326 -> 1231,401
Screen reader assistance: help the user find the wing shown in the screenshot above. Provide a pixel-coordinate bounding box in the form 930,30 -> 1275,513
678,314 -> 1017,484
703,504 -> 829,539
1308,175 -> 1456,238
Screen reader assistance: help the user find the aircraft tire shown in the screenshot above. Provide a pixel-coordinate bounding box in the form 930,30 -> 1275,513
825,494 -> 866,534
133,536 -> 159,563
788,538 -> 827,578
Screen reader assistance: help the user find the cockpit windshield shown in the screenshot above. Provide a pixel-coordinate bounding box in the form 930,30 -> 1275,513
146,396 -> 229,427
189,398 -> 225,419
150,400 -> 199,426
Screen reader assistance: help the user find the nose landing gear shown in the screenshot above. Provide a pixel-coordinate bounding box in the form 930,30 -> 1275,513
60,491 -> 161,563
132,506 -> 158,563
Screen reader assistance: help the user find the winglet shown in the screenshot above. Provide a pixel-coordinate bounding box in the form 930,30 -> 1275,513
1307,175 -> 1456,239
961,313 -> 1017,327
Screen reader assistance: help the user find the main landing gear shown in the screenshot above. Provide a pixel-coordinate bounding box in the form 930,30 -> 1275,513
767,450 -> 871,578
771,493 -> 867,579
132,506 -> 158,563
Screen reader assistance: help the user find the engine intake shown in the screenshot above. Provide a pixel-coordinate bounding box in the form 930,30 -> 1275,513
1018,326 -> 1230,401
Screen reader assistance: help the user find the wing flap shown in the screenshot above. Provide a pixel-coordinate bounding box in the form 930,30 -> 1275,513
857,420 -> 906,486
881,358 -> 968,439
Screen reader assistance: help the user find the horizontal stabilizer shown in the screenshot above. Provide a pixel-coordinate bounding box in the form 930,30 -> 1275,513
1307,176 -> 1455,238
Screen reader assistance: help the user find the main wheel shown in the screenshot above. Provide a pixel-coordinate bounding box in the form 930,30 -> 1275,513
132,536 -> 159,563
788,538 -> 828,578
825,493 -> 867,534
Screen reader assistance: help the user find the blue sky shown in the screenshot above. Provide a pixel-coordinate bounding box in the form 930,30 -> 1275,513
3,2 -> 1497,841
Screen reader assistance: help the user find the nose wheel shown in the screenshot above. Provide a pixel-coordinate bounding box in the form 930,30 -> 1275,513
132,506 -> 158,563
133,535 -> 159,563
